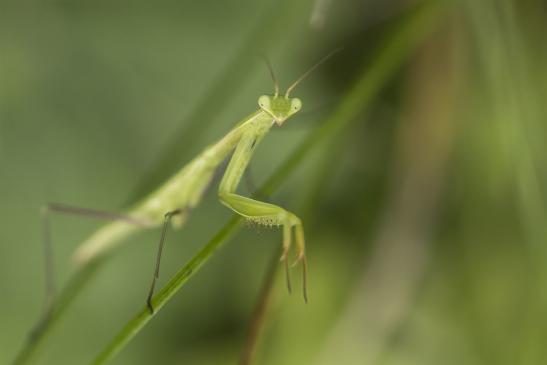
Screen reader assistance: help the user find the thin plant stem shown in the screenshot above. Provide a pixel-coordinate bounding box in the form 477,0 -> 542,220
89,3 -> 446,363
239,247 -> 281,365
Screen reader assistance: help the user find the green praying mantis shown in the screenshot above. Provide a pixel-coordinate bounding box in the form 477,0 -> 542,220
42,52 -> 337,315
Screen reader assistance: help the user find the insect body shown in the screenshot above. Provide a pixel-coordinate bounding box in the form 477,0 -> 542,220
44,53 -> 335,314
74,93 -> 306,311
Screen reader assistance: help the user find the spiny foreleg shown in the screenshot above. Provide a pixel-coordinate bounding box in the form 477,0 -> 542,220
219,193 -> 307,302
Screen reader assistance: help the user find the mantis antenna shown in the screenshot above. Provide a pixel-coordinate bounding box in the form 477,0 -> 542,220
285,48 -> 342,98
262,56 -> 280,97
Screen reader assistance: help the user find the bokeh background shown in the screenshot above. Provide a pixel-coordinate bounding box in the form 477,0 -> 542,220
2,0 -> 547,364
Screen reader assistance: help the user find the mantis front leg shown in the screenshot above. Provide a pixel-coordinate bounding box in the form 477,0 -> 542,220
219,193 -> 308,301
218,124 -> 308,302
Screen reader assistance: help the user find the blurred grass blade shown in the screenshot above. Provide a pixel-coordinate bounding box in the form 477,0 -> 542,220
90,2 -> 446,363
12,262 -> 100,365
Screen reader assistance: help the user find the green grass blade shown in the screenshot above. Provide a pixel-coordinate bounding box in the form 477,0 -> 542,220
12,262 -> 100,365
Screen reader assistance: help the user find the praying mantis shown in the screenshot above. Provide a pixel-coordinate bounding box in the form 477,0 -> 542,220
42,52 -> 337,315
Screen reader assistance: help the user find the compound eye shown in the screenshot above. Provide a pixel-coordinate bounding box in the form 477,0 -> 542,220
291,98 -> 302,112
258,95 -> 269,109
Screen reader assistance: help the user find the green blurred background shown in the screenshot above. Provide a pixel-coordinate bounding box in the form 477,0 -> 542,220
1,0 -> 547,364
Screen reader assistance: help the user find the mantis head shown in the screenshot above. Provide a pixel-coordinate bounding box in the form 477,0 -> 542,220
258,95 -> 302,126
259,49 -> 340,126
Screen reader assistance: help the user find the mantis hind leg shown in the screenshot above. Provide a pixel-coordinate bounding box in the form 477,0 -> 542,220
38,204 -> 151,328
219,193 -> 307,302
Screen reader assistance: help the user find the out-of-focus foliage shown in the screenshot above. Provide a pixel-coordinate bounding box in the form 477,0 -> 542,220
1,0 -> 546,364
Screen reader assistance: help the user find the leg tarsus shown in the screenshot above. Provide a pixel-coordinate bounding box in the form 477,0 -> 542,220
282,254 -> 292,294
146,209 -> 183,314
294,223 -> 307,303
280,221 -> 307,301
302,256 -> 308,304
281,224 -> 292,294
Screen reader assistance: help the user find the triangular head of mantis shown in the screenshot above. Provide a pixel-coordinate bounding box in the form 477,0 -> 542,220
258,95 -> 302,126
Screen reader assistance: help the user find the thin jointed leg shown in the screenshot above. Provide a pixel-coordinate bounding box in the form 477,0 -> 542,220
146,209 -> 183,314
